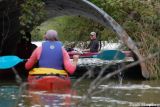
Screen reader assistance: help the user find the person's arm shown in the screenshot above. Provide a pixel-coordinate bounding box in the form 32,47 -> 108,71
62,48 -> 79,74
82,48 -> 90,52
83,41 -> 91,52
82,41 -> 92,52
25,47 -> 41,70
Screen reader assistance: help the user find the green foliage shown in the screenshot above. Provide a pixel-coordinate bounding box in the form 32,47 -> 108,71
90,0 -> 159,40
89,0 -> 160,78
31,16 -> 118,42
30,0 -> 159,78
19,0 -> 46,37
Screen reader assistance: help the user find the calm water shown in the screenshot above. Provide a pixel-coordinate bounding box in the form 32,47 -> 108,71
1,77 -> 160,107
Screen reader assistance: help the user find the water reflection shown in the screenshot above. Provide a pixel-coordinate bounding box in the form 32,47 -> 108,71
73,79 -> 160,107
0,84 -> 20,107
26,89 -> 78,107
1,79 -> 160,107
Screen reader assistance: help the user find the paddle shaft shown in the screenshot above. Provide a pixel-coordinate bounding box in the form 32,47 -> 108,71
12,67 -> 22,84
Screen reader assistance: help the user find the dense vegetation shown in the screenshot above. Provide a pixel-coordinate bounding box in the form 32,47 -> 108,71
89,0 -> 160,78
31,16 -> 117,42
19,0 -> 46,41
20,0 -> 160,78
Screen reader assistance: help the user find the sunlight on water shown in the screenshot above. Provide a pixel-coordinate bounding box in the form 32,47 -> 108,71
99,84 -> 160,90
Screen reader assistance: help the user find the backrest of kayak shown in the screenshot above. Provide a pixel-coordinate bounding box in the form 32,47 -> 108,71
29,68 -> 68,75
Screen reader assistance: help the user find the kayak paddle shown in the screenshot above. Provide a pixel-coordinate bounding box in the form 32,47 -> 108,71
0,56 -> 24,69
96,50 -> 126,60
0,56 -> 23,83
82,50 -> 126,60
0,50 -> 125,69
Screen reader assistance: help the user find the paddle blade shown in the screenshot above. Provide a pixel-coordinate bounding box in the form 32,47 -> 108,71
96,50 -> 126,60
0,56 -> 23,69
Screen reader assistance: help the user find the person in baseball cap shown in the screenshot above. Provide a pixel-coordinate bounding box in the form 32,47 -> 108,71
82,31 -> 99,52
90,31 -> 96,36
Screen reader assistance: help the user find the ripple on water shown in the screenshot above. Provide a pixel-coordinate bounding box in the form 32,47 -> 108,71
99,84 -> 160,90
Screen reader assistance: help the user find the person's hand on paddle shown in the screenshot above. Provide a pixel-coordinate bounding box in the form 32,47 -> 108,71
72,55 -> 79,66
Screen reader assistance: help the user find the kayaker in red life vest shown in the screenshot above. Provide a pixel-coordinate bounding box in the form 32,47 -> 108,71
82,31 -> 99,53
25,29 -> 79,74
